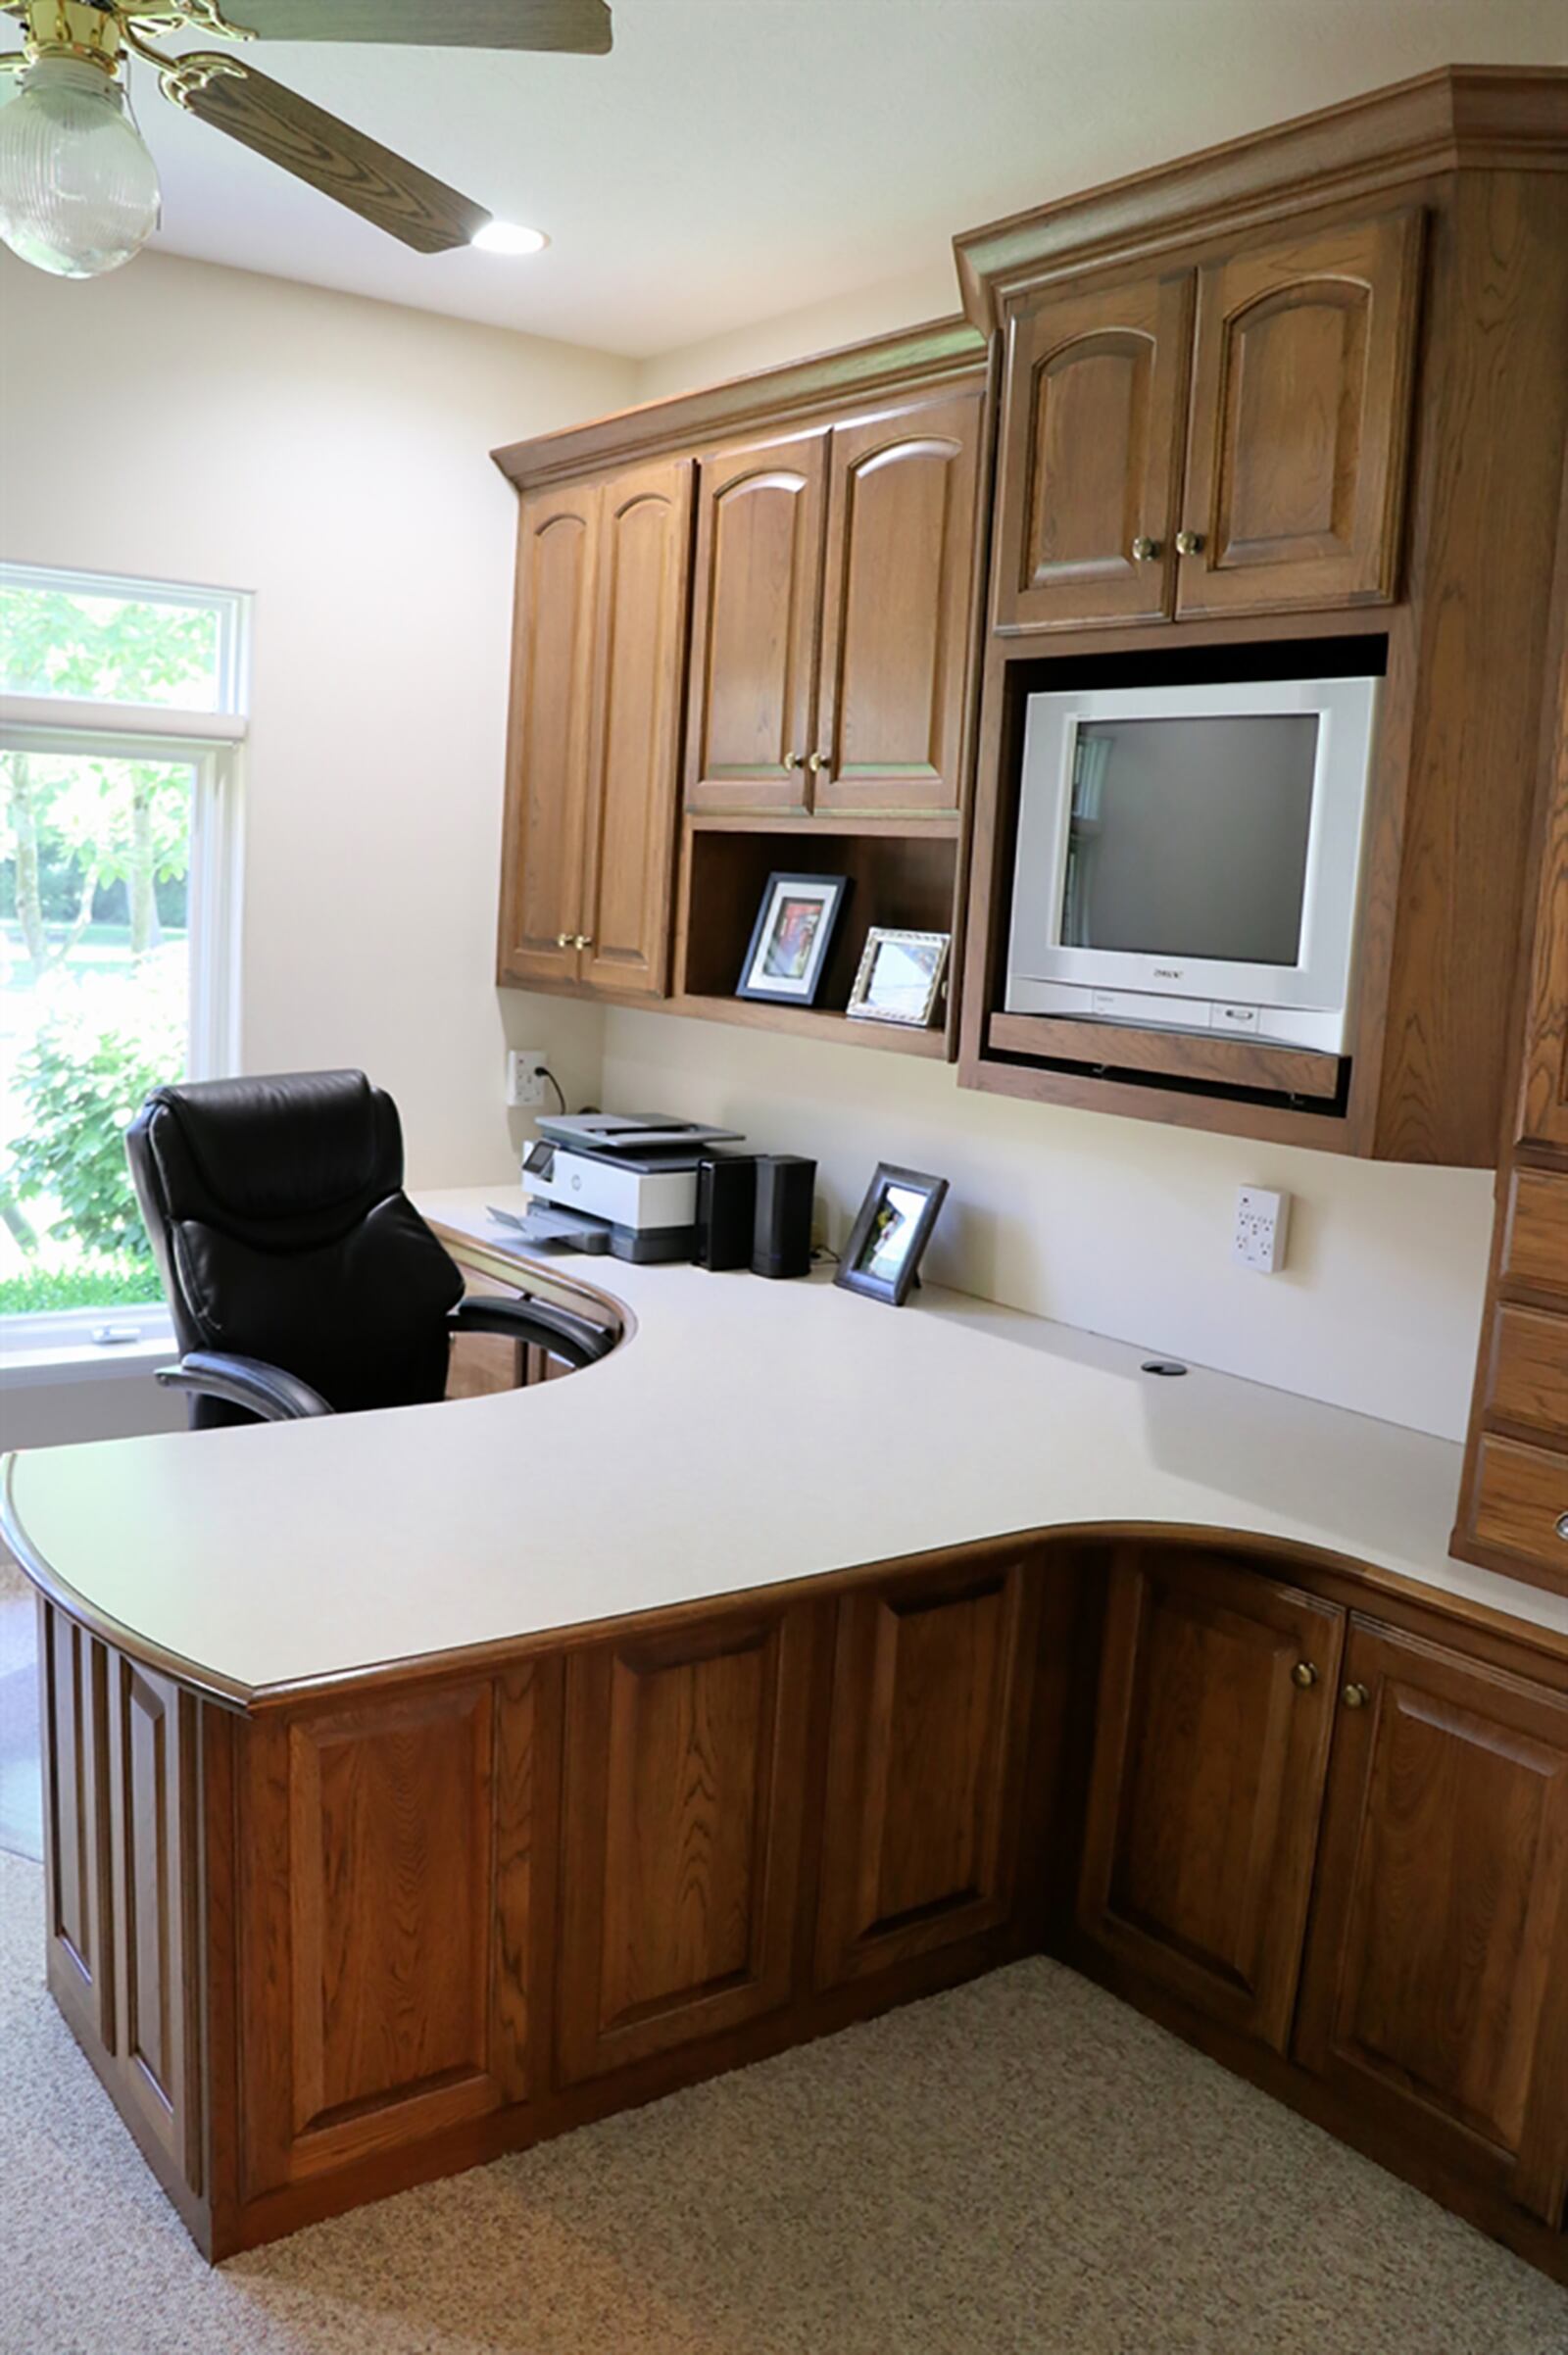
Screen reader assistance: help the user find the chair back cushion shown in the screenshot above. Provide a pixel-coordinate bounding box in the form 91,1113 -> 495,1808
126,1071 -> 462,1424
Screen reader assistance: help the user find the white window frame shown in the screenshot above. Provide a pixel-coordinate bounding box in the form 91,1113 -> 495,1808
0,566 -> 250,1372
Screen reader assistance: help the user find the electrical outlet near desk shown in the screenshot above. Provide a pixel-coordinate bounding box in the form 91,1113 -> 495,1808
1234,1187 -> 1290,1275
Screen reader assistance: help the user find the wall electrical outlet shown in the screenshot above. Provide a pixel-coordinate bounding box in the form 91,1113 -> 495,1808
1234,1186 -> 1291,1274
506,1050 -> 549,1109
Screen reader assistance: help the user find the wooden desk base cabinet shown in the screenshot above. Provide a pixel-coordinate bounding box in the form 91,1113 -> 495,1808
33,1532 -> 1568,2281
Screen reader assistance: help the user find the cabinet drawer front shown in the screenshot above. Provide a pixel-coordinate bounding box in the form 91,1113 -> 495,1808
1501,1168 -> 1568,1300
1471,1434 -> 1568,1579
1487,1305 -> 1568,1443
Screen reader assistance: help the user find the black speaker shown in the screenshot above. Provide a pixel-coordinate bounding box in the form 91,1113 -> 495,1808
694,1153 -> 758,1271
752,1154 -> 815,1280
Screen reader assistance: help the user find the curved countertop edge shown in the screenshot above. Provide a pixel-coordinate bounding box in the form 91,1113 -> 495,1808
5,1192 -> 1565,1703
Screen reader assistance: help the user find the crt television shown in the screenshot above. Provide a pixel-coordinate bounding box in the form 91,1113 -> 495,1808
1004,675 -> 1381,1055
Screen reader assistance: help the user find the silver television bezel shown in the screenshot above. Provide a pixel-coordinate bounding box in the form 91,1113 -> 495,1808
1004,675 -> 1381,1054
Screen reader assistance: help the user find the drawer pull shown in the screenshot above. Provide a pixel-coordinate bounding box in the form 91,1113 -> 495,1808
1343,1682 -> 1370,1710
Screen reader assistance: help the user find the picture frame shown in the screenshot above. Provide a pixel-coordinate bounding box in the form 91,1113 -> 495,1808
736,872 -> 851,1006
846,927 -> 952,1028
835,1162 -> 949,1308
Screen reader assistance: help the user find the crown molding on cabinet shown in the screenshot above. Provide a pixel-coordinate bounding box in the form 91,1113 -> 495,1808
954,65 -> 1568,330
491,314 -> 987,489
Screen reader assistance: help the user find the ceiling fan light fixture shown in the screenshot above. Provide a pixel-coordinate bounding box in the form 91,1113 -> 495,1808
0,55 -> 162,279
469,219 -> 548,257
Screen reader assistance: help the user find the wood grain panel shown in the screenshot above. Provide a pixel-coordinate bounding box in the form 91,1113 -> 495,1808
994,271 -> 1192,631
988,1010 -> 1342,1099
813,389 -> 983,813
815,1558 -> 1038,1987
579,457 -> 695,997
1178,211 -> 1422,613
1469,1437 -> 1568,1578
1296,1621 -> 1568,2221
685,430 -> 827,814
556,1608 -> 813,2082
1501,1168 -> 1568,1300
41,1604 -> 113,2048
1078,1549 -> 1344,2050
108,1660 -> 201,2184
496,483 -> 599,986
1486,1306 -> 1568,1444
237,1670 -> 546,2195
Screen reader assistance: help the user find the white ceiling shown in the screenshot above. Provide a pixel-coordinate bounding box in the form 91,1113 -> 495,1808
11,0 -> 1567,358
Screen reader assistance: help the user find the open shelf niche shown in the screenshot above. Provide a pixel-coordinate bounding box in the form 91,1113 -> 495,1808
671,819 -> 961,1058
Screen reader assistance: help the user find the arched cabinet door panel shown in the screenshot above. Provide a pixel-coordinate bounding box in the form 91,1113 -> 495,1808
579,459 -> 695,999
497,484 -> 599,987
1177,211 -> 1423,615
684,429 -> 828,814
994,271 -> 1193,633
813,389 -> 984,814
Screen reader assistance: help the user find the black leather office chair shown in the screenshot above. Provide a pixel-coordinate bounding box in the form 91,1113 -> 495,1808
126,1069 -> 612,1428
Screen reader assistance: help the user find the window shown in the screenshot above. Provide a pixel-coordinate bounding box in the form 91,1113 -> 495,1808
1,564 -> 247,1331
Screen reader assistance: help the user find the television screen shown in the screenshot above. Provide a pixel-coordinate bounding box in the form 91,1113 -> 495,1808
1059,714 -> 1317,967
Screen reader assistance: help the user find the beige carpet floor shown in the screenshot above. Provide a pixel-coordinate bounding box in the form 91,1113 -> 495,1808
2,1850 -> 1565,2355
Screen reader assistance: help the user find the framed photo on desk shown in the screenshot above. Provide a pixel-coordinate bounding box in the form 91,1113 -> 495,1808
836,1163 -> 949,1307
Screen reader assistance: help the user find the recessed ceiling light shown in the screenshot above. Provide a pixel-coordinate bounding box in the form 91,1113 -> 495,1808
470,221 -> 549,257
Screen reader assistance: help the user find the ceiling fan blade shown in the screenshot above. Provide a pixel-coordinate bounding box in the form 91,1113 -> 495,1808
212,1 -> 612,52
175,58 -> 491,253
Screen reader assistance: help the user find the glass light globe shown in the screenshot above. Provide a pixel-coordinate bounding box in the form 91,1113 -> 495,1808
0,56 -> 161,279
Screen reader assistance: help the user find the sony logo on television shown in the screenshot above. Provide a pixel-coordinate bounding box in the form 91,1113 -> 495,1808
1152,966 -> 1185,980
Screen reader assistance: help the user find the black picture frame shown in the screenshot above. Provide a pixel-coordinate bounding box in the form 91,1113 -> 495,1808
735,871 -> 851,1007
835,1162 -> 949,1307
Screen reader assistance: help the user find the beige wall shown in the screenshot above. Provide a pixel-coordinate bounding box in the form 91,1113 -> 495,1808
593,270 -> 1496,1445
1,250 -> 630,1186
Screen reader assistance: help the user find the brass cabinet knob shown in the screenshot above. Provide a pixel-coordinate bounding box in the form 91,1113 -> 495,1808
573,934 -> 593,951
1174,529 -> 1205,556
1343,1682 -> 1370,1709
807,752 -> 830,773
1556,1512 -> 1568,1541
1292,1661 -> 1319,1689
556,932 -> 573,949
785,751 -> 805,770
1131,535 -> 1161,562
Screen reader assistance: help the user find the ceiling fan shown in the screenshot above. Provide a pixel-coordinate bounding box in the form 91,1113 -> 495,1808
0,0 -> 612,279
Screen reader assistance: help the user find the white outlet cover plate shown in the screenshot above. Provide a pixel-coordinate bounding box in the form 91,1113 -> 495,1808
1234,1186 -> 1290,1274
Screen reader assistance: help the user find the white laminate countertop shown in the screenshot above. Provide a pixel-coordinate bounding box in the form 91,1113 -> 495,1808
4,1187 -> 1563,1702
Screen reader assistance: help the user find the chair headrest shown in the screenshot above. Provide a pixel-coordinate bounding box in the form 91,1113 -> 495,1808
130,1070 -> 405,1246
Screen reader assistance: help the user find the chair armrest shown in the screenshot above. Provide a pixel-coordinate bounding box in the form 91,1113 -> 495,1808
451,1294 -> 615,1372
156,1352 -> 334,1422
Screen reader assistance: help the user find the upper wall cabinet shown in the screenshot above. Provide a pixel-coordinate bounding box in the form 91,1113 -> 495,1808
995,273 -> 1193,632
993,211 -> 1423,633
684,428 -> 828,817
498,457 -> 694,1001
1178,214 -> 1424,615
687,389 -> 984,818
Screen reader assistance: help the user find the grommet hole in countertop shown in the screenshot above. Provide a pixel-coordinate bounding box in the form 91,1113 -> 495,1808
1142,1360 -> 1189,1378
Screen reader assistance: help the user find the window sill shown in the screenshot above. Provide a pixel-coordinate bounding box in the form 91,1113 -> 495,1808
0,1306 -> 175,1389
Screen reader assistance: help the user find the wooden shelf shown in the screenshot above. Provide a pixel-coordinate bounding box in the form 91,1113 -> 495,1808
686,810 -> 961,841
665,994 -> 950,1058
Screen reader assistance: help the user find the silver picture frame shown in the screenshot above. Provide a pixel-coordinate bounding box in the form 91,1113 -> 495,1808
846,927 -> 952,1027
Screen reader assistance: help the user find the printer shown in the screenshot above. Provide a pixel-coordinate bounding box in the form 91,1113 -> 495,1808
517,1113 -> 746,1260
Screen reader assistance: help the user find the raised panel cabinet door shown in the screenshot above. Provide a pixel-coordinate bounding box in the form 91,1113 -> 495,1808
555,1607 -> 813,2085
1296,1620 -> 1568,2223
496,482 -> 600,986
684,429 -> 827,814
1075,1549 -> 1345,2052
106,1657 -> 203,2189
1177,211 -> 1423,615
39,1603 -> 114,2054
814,1555 -> 1039,1988
578,458 -> 695,997
993,271 -> 1193,632
812,388 -> 983,814
237,1668 -> 550,2196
